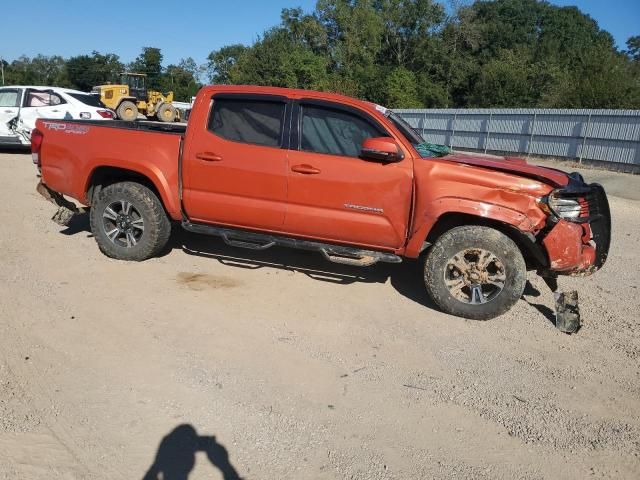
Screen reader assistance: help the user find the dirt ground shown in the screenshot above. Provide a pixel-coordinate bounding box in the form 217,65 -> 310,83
0,151 -> 639,480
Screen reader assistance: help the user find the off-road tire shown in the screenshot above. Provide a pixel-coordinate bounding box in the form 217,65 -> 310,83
116,100 -> 138,121
90,182 -> 171,261
156,103 -> 177,123
423,226 -> 526,320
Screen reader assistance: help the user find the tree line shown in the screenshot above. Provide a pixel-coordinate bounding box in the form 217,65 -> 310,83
1,47 -> 202,103
2,0 -> 639,108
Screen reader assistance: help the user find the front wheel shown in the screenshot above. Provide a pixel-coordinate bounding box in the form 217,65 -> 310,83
423,226 -> 526,320
156,103 -> 177,123
90,182 -> 171,261
116,101 -> 138,121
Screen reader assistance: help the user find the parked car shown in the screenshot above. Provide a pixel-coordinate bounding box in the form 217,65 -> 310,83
32,85 -> 611,324
0,86 -> 114,146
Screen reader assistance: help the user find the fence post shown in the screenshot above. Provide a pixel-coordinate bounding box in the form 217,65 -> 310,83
484,112 -> 493,153
527,112 -> 537,158
450,112 -> 457,148
423,111 -> 428,139
579,113 -> 592,165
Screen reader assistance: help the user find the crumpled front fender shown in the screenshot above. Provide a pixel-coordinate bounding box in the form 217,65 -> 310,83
542,219 -> 597,275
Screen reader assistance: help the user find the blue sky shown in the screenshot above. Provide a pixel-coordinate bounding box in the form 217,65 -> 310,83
0,0 -> 637,66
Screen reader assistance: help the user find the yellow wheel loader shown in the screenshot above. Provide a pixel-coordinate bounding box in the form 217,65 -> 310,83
91,73 -> 179,122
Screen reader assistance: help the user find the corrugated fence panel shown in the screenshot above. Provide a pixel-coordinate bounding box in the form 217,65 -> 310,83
395,109 -> 640,167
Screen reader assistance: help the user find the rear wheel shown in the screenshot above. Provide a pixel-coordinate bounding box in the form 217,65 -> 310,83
116,101 -> 138,121
90,182 -> 171,261
156,103 -> 177,123
423,226 -> 526,320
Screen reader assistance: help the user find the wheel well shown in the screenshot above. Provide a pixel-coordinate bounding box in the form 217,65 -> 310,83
87,167 -> 162,207
425,212 -> 548,270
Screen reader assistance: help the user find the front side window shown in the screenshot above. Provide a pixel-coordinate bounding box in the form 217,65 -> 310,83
208,98 -> 285,147
301,104 -> 383,157
0,89 -> 20,108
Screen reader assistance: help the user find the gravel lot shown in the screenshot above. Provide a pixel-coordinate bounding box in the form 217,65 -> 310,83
1,151 -> 639,479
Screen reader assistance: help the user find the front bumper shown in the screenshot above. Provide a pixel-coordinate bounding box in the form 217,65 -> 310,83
542,183 -> 611,276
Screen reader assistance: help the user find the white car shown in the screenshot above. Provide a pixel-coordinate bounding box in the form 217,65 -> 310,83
0,86 -> 114,146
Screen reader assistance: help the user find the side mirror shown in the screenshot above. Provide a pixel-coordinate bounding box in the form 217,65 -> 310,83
360,137 -> 404,162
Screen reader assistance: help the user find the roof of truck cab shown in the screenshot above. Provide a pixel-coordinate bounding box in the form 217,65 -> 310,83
199,85 -> 384,115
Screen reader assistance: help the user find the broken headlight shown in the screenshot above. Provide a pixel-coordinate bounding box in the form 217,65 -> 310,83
547,194 -> 582,220
542,185 -> 593,222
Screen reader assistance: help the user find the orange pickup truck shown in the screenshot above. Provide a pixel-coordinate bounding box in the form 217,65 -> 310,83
33,85 -> 611,327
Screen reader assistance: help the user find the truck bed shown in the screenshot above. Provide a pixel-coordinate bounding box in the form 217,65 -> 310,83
37,118 -> 185,219
46,119 -> 188,135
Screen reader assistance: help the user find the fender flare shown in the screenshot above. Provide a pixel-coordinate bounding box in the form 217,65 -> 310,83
404,197 -> 539,258
84,162 -> 181,219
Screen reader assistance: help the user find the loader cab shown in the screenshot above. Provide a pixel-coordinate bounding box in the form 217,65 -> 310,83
120,73 -> 147,102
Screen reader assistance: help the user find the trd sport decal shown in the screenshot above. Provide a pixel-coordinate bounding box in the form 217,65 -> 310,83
43,122 -> 89,135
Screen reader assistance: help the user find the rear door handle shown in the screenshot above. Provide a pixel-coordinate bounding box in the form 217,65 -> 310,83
196,152 -> 223,162
291,164 -> 321,174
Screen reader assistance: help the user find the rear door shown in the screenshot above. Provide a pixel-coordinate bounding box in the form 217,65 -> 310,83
20,89 -> 69,130
0,88 -> 21,135
182,93 -> 290,230
284,100 -> 413,249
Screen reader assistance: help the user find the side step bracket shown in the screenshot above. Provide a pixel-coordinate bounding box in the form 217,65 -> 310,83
182,221 -> 402,267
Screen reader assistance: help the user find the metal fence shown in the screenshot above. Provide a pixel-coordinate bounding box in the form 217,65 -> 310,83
396,108 -> 640,171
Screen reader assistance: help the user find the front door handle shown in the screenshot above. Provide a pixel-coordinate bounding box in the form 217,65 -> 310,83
196,152 -> 223,162
291,164 -> 321,174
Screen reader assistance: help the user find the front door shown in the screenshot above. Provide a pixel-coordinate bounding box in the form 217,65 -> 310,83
182,94 -> 290,231
284,101 -> 413,250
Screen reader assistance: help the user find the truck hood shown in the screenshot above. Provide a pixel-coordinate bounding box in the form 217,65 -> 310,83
440,151 -> 569,187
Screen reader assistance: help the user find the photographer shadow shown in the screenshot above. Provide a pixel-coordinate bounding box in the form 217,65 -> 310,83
143,424 -> 242,480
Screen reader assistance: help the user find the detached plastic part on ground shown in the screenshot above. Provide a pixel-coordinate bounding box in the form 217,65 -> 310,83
554,291 -> 581,334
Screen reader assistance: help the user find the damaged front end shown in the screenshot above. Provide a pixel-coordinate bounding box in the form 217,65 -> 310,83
537,174 -> 612,333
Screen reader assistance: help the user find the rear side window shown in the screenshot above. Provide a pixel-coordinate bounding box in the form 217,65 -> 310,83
301,104 -> 384,157
0,89 -> 20,107
208,98 -> 285,147
69,92 -> 105,108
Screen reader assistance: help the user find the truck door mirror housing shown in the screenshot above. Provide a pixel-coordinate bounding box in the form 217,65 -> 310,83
360,137 -> 404,162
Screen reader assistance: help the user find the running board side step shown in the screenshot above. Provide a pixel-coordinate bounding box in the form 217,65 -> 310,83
182,221 -> 402,267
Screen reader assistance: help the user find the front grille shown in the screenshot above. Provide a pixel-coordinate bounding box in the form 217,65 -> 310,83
554,183 -> 611,269
587,184 -> 611,269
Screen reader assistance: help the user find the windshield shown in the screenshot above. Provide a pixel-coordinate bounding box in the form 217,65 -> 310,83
69,92 -> 105,108
385,109 -> 451,158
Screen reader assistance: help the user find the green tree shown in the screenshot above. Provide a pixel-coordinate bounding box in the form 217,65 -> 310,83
3,55 -> 67,86
627,36 -> 640,62
206,44 -> 248,84
129,47 -> 164,89
205,0 -> 640,108
382,66 -> 421,107
65,51 -> 124,91
230,28 -> 330,90
161,58 -> 202,101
